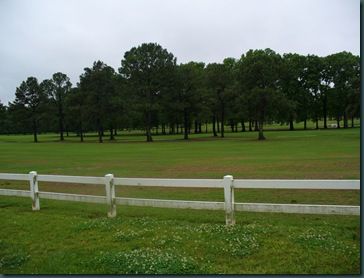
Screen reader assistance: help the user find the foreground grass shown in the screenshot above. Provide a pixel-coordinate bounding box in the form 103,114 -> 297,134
0,196 -> 360,274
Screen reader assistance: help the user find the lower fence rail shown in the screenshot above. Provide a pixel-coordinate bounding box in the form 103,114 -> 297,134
0,189 -> 31,198
0,171 -> 360,225
115,197 -> 224,210
234,202 -> 359,215
38,192 -> 107,204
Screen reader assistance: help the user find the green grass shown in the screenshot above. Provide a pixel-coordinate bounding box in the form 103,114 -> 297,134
0,197 -> 360,274
0,127 -> 360,274
0,128 -> 360,179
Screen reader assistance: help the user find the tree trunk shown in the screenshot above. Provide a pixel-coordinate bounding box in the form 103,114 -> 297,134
258,125 -> 265,140
33,119 -> 38,143
80,125 -> 84,142
220,100 -> 225,138
109,124 -> 115,140
59,105 -> 64,141
145,110 -> 153,142
289,115 -> 294,131
98,129 -> 103,143
212,114 -> 218,137
258,112 -> 265,140
97,119 -> 103,143
343,111 -> 349,128
183,109 -> 189,140
323,94 -> 327,129
241,120 -> 246,132
59,118 -> 64,140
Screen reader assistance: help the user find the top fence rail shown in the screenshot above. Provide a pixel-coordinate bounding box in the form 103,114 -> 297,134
233,179 -> 360,190
0,173 -> 359,190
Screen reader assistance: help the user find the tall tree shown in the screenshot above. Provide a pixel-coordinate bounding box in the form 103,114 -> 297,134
79,61 -> 116,143
64,87 -> 88,142
205,62 -> 233,138
280,53 -> 308,130
302,55 -> 324,129
173,61 -> 205,139
12,77 -> 47,142
319,56 -> 334,129
0,101 -> 8,134
238,49 -> 282,139
107,74 -> 131,140
119,42 -> 177,142
43,72 -> 72,140
223,58 -> 241,133
325,52 -> 360,128
346,76 -> 360,126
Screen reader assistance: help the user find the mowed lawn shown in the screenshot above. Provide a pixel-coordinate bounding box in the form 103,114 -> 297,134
0,128 -> 360,274
0,128 -> 360,179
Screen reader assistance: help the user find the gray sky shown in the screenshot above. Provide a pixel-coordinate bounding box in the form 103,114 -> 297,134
0,0 -> 360,105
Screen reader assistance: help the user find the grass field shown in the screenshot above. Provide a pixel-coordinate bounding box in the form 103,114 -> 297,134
0,127 -> 360,179
0,127 -> 360,274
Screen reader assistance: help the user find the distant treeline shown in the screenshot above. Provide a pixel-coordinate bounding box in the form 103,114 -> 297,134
0,43 -> 360,142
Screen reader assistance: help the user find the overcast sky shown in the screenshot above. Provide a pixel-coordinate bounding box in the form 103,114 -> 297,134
0,0 -> 360,105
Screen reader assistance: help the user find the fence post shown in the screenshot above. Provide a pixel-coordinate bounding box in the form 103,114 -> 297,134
29,171 -> 40,210
105,174 -> 116,218
223,175 -> 235,226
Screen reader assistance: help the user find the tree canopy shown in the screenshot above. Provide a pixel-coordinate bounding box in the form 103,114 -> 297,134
119,43 -> 177,142
2,43 -> 360,142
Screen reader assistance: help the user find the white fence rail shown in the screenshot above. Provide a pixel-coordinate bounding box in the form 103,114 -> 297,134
0,171 -> 360,225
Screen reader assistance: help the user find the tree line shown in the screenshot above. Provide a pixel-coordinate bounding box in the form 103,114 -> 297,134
0,43 -> 360,142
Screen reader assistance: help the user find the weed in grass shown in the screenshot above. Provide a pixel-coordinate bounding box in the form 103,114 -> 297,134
187,223 -> 269,258
92,248 -> 205,274
293,227 -> 333,247
73,216 -> 270,273
72,217 -> 124,232
114,229 -> 149,242
292,227 -> 360,258
0,240 -> 30,270
0,255 -> 29,270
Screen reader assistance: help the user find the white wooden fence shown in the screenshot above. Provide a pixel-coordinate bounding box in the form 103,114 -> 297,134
0,171 -> 360,225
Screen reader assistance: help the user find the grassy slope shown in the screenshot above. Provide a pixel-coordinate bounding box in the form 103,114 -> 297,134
0,128 -> 360,274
